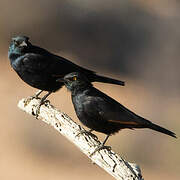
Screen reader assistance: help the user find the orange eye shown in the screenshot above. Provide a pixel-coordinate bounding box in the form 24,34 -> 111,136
73,76 -> 77,81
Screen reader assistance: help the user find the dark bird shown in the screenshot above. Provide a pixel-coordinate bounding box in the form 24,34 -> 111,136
59,72 -> 176,155
8,36 -> 125,104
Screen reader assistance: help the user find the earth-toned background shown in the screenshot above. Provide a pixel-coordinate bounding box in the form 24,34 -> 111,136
0,0 -> 179,179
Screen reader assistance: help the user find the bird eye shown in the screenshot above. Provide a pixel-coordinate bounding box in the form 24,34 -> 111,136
67,76 -> 77,81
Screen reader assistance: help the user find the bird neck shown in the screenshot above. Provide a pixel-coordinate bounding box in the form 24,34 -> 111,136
71,84 -> 93,96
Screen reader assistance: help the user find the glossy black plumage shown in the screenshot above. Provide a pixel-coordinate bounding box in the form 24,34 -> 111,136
8,36 -> 125,98
60,72 -> 176,143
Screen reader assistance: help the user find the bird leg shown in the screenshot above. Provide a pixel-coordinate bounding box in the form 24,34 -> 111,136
31,90 -> 43,99
90,135 -> 111,157
35,90 -> 44,98
76,126 -> 98,140
35,91 -> 52,118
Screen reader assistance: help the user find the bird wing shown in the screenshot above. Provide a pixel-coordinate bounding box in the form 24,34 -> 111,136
23,52 -> 95,78
50,54 -> 95,77
22,53 -> 52,73
84,88 -> 143,126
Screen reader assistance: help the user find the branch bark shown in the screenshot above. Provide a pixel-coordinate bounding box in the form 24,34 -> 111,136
18,97 -> 143,180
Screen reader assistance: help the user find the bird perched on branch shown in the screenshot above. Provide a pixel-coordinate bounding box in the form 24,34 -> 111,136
58,72 -> 176,155
8,36 -> 125,104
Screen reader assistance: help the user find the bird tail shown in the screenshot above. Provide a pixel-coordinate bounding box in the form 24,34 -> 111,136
92,74 -> 125,86
145,120 -> 176,138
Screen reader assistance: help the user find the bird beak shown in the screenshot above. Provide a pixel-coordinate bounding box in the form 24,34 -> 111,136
19,41 -> 27,47
56,78 -> 65,83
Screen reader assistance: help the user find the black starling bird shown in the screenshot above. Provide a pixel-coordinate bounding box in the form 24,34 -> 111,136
59,72 -> 176,155
8,36 -> 125,103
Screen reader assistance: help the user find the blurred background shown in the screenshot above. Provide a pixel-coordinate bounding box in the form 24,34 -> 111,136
0,0 -> 180,179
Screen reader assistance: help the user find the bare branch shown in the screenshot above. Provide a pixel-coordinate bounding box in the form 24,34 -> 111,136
18,97 -> 143,180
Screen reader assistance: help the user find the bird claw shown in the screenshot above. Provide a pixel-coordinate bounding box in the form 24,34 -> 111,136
90,145 -> 111,157
35,99 -> 50,119
30,95 -> 41,101
76,129 -> 98,140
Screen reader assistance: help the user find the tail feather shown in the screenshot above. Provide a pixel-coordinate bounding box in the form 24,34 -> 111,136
147,121 -> 176,138
92,74 -> 125,86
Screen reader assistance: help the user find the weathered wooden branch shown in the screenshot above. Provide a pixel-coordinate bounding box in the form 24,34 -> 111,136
18,97 -> 143,180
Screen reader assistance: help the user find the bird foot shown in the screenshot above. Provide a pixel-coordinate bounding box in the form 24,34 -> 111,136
76,129 -> 98,140
90,145 -> 111,157
35,99 -> 50,119
30,95 -> 41,101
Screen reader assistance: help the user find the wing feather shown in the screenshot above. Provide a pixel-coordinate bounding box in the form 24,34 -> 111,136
84,88 -> 144,126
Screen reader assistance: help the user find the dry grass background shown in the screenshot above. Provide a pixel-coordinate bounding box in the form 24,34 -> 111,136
0,0 -> 180,179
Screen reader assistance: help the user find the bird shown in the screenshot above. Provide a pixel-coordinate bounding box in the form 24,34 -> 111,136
58,72 -> 176,155
8,36 -> 125,105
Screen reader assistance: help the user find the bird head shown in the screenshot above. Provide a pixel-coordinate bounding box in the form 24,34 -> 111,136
57,72 -> 92,92
8,36 -> 31,59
